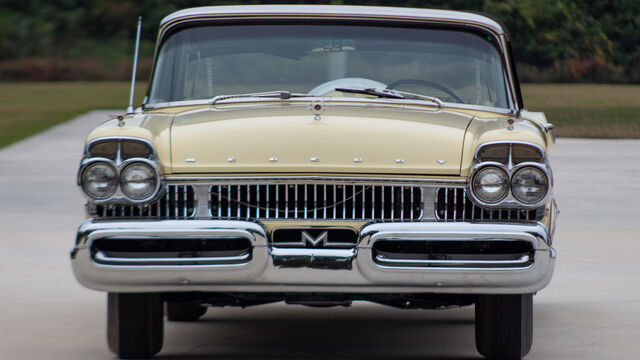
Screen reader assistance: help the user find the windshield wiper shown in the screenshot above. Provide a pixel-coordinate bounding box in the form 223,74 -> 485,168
335,87 -> 444,108
210,91 -> 310,105
335,87 -> 405,99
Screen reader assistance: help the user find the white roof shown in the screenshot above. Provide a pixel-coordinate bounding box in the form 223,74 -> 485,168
160,5 -> 506,35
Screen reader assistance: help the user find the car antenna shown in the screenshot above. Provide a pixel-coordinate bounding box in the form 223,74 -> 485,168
125,16 -> 142,116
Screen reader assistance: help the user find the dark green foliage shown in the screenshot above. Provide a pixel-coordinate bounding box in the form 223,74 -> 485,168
0,0 -> 638,82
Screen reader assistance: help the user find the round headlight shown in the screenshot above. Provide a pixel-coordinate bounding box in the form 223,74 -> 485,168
120,162 -> 157,200
512,167 -> 548,204
81,162 -> 117,199
472,166 -> 509,203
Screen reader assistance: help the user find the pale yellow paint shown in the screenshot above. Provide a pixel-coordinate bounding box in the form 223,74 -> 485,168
460,116 -> 548,176
86,113 -> 174,173
85,101 -> 551,178
170,104 -> 472,175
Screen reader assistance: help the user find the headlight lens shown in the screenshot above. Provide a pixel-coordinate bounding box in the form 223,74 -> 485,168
512,167 -> 548,203
472,166 -> 509,203
81,162 -> 117,199
120,162 -> 157,200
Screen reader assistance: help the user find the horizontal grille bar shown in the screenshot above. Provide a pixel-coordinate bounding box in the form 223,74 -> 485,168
211,184 -> 423,220
95,185 -> 195,219
435,188 -> 542,222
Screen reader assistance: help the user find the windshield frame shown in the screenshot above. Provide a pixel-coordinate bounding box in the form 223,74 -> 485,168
143,16 -> 519,113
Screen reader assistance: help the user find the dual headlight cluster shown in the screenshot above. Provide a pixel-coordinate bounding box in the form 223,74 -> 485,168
80,159 -> 159,202
471,165 -> 549,206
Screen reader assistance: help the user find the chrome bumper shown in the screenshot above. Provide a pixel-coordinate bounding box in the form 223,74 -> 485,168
71,219 -> 555,294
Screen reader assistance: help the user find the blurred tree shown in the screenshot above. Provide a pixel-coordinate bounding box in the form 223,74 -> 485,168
0,0 -> 637,82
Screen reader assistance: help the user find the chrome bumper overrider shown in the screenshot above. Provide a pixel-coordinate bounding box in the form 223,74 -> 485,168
71,219 -> 555,294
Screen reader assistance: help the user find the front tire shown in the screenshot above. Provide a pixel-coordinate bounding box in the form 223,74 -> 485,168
475,293 -> 533,360
107,293 -> 164,359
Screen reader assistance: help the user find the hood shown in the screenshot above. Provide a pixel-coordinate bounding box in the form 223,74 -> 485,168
170,104 -> 473,175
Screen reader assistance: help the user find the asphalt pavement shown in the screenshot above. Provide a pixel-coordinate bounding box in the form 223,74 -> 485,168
1,110 -> 639,359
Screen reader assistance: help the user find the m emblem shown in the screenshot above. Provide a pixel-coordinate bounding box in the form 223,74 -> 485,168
301,230 -> 328,247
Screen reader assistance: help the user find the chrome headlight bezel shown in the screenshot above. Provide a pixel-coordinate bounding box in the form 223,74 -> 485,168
511,165 -> 549,204
118,159 -> 161,202
470,165 -> 509,204
79,159 -> 118,200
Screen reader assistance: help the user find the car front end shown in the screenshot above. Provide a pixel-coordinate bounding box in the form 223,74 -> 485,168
71,5 -> 557,359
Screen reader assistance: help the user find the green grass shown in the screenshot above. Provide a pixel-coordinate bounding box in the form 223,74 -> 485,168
0,82 -> 145,148
522,84 -> 640,138
0,82 -> 639,149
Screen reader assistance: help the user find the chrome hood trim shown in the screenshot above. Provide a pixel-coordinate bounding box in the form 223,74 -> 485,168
144,97 -> 514,116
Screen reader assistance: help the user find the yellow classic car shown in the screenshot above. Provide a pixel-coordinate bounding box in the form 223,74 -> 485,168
71,5 -> 558,359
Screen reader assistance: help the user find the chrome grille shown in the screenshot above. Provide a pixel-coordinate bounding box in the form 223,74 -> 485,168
210,184 -> 423,220
95,185 -> 195,218
435,188 -> 542,222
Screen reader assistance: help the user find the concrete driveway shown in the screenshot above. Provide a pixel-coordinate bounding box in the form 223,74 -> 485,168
1,111 -> 638,359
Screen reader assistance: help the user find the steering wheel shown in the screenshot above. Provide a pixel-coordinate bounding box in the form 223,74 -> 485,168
386,79 -> 464,103
308,77 -> 387,96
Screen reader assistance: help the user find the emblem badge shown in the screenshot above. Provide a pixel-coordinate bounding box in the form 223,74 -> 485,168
301,230 -> 328,247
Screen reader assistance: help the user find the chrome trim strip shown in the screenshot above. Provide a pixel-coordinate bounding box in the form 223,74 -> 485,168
342,185 -> 346,220
271,247 -> 356,259
164,176 -> 465,187
285,184 -> 289,218
295,185 -> 299,219
352,185 -> 356,219
375,254 -> 530,266
314,184 -> 318,219
410,187 -> 414,219
266,185 -> 270,218
94,251 -> 250,265
361,185 -> 366,219
160,6 -> 507,35
144,97 -> 514,115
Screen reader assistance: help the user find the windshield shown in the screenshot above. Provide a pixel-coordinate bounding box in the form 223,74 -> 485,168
149,24 -> 510,108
